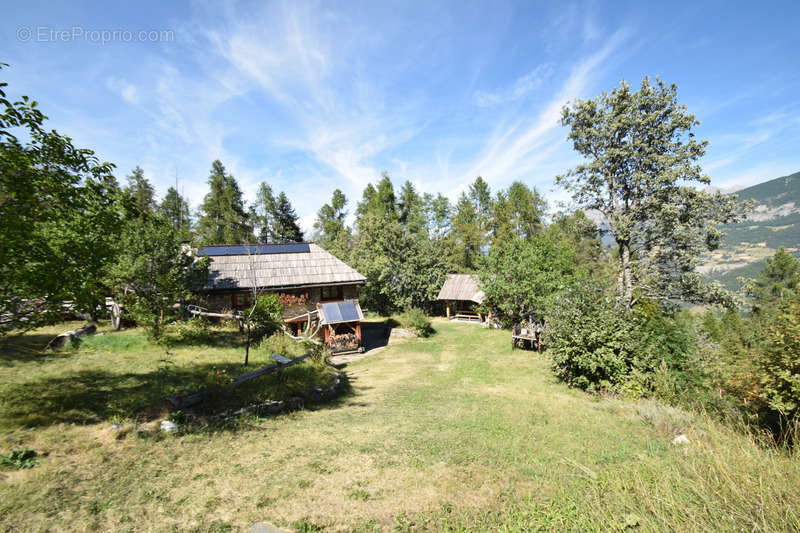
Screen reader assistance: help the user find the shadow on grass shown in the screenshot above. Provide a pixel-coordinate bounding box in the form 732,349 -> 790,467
0,360 -> 353,431
0,334 -> 75,365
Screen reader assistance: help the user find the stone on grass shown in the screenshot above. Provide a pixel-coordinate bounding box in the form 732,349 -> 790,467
160,420 -> 179,433
672,434 -> 689,445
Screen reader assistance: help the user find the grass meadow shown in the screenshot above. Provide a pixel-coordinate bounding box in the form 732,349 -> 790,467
1,318 -> 799,531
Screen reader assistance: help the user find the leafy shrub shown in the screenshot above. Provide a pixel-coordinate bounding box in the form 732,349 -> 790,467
249,293 -> 283,340
398,308 -> 433,337
163,318 -> 212,345
756,291 -> 800,418
203,367 -> 234,406
1,449 -> 39,469
544,284 -> 633,392
258,332 -> 310,359
545,283 -> 696,396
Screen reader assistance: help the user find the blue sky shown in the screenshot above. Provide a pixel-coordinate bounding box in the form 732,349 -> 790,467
3,0 -> 799,231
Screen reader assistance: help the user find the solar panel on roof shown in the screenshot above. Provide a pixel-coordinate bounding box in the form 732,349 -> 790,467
198,243 -> 310,256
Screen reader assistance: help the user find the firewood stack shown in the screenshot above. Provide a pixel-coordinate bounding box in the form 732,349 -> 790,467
329,332 -> 358,351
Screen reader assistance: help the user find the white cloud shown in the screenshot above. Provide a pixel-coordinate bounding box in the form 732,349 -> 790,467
106,76 -> 140,105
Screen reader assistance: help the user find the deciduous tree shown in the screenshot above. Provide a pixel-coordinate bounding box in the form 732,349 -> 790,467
558,77 -> 746,308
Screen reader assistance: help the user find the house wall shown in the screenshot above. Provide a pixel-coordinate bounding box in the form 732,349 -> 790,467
199,284 -> 362,314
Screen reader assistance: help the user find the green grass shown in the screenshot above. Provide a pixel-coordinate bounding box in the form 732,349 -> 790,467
1,319 -> 799,531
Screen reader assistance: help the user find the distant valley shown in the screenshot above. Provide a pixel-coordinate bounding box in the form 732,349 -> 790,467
701,170 -> 800,290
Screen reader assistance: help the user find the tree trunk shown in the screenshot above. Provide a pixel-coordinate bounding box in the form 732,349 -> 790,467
245,319 -> 251,366
620,242 -> 633,309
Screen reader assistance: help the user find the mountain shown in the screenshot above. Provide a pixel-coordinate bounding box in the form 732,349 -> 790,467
701,171 -> 800,290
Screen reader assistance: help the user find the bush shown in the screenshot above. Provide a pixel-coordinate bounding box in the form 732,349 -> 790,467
249,293 -> 283,340
258,332 -> 311,359
757,292 -> 800,418
545,283 -> 696,397
163,318 -> 212,345
397,308 -> 433,337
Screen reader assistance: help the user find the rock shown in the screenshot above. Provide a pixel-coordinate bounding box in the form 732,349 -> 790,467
672,434 -> 689,445
251,523 -> 289,533
160,420 -> 179,433
96,332 -> 105,337
389,328 -> 417,339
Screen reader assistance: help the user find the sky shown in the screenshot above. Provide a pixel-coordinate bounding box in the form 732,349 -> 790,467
2,0 -> 799,232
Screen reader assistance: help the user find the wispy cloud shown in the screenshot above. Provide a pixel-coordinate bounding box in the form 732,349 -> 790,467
457,28 -> 631,191
473,64 -> 553,107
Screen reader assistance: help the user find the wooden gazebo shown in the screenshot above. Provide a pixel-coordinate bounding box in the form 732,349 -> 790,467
436,274 -> 486,322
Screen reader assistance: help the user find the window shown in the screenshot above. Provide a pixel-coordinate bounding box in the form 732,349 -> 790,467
321,285 -> 343,300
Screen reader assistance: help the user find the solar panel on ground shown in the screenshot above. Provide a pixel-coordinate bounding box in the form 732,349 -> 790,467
320,301 -> 362,324
198,243 -> 310,256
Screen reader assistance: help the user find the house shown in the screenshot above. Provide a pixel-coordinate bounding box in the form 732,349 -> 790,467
195,243 -> 366,349
436,274 -> 486,322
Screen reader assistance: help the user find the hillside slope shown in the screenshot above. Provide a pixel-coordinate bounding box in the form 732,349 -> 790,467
702,170 -> 800,289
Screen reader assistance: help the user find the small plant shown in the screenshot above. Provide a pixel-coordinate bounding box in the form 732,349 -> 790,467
1,448 -> 39,469
204,367 -> 234,404
398,308 -> 433,337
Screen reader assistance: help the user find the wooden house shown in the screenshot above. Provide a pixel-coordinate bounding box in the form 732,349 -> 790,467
436,274 -> 486,322
195,243 -> 366,349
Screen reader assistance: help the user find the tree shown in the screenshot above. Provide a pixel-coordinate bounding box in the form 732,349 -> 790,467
489,182 -> 546,250
422,192 -> 451,241
351,213 -> 446,314
743,248 -> 800,313
469,176 -> 492,243
1,64 -> 123,332
449,193 -> 483,271
253,182 -> 276,243
159,186 -> 191,241
196,160 -> 253,245
479,235 -> 583,326
270,192 -> 304,243
313,188 -> 350,259
544,210 -> 605,275
558,77 -> 746,309
124,166 -> 156,215
107,214 -> 207,341
356,172 -> 397,227
755,289 -> 800,420
398,181 -> 426,234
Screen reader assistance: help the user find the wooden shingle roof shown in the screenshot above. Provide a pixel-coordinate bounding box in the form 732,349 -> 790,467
200,243 -> 366,291
436,274 -> 485,304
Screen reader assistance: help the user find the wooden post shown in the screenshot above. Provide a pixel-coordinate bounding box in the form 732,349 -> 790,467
446,300 -> 451,318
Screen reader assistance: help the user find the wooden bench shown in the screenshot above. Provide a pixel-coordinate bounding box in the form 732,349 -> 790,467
511,324 -> 542,353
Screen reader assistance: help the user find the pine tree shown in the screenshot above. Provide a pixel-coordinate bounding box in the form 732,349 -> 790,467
489,182 -> 546,250
398,180 -> 426,234
196,160 -> 253,245
253,182 -> 276,243
314,189 -> 350,258
449,192 -> 483,271
125,166 -> 156,215
159,186 -> 191,241
270,192 -> 304,243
